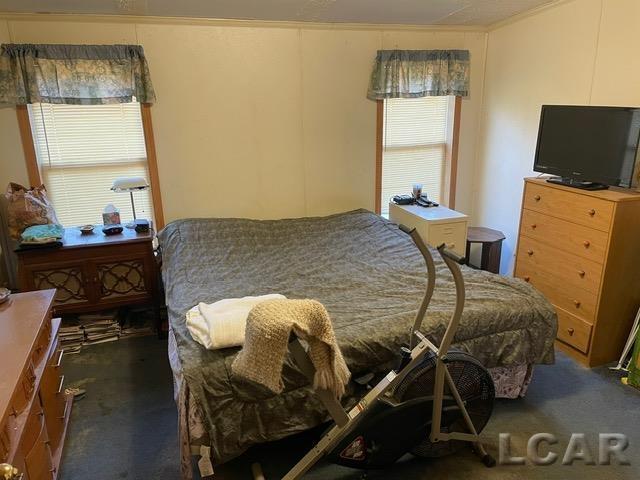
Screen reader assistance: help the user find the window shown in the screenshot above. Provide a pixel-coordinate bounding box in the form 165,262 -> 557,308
26,102 -> 155,227
377,96 -> 460,216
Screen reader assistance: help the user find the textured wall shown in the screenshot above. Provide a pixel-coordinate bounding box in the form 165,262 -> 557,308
0,16 -> 486,224
473,0 -> 640,273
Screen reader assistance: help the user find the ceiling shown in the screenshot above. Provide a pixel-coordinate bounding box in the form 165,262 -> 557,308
0,0 -> 555,26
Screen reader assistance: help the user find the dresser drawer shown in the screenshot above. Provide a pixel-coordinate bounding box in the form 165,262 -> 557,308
523,182 -> 614,232
428,222 -> 467,256
556,307 -> 593,353
32,316 -> 52,366
23,415 -> 53,480
515,263 -> 597,322
40,351 -> 67,451
19,397 -> 45,463
0,422 -> 10,462
516,236 -> 603,294
520,209 -> 609,264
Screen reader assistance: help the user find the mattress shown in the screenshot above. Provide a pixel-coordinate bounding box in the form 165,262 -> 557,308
158,210 -> 557,465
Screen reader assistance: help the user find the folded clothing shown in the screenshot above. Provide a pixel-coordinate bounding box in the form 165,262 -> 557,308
232,298 -> 351,398
20,223 -> 64,244
186,294 -> 286,350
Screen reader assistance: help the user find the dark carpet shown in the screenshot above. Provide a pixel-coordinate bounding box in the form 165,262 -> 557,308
60,337 -> 640,480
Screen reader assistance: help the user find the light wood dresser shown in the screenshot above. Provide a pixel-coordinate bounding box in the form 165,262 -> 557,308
389,203 -> 468,256
514,178 -> 640,366
0,289 -> 72,479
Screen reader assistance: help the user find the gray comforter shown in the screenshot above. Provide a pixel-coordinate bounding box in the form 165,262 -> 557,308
158,210 -> 556,464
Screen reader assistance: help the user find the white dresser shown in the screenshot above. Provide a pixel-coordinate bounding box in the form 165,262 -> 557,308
389,203 -> 468,256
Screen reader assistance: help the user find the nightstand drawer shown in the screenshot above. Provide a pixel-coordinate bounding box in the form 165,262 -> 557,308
429,223 -> 467,256
388,203 -> 468,257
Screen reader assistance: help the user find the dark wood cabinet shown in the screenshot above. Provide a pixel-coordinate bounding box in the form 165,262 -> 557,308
16,228 -> 160,326
21,260 -> 91,308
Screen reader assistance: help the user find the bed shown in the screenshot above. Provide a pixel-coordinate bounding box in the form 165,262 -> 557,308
158,209 -> 557,478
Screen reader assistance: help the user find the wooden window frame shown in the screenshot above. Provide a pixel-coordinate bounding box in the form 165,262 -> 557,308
16,103 -> 165,229
374,96 -> 462,214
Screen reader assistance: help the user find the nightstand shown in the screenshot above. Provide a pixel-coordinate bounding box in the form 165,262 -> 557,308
388,203 -> 468,256
16,227 -> 161,332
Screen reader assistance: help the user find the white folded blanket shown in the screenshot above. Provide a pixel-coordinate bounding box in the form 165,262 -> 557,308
186,294 -> 286,350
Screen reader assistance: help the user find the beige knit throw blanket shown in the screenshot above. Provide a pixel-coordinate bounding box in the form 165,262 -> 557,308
231,299 -> 351,398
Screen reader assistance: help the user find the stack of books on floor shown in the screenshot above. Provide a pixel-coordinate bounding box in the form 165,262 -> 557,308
119,307 -> 157,338
120,324 -> 154,338
79,312 -> 121,346
58,325 -> 84,354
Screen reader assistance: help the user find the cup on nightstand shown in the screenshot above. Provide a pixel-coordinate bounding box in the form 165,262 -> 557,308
412,183 -> 423,199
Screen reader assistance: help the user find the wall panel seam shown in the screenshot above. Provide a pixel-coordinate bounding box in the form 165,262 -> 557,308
298,27 -> 308,216
587,0 -> 604,104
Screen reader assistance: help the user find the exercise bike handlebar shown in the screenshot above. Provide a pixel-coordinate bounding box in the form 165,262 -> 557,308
399,224 -> 467,353
436,243 -> 467,265
399,224 -> 436,348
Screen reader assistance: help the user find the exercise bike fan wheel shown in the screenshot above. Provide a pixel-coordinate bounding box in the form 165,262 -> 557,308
394,349 -> 495,458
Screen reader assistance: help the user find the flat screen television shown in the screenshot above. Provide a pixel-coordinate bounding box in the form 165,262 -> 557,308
533,105 -> 640,190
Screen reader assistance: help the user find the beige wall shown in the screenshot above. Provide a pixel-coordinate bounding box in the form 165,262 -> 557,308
0,16 -> 486,223
473,0 -> 640,273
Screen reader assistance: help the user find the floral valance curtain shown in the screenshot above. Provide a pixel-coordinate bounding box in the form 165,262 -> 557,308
0,43 -> 156,106
367,49 -> 470,100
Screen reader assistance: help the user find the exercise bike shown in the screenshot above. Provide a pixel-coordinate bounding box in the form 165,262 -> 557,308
256,224 -> 496,479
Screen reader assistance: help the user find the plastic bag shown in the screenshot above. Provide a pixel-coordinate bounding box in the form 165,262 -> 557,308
4,183 -> 60,240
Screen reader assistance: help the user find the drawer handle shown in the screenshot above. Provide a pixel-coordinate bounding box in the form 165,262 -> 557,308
523,276 -> 530,282
583,240 -> 590,248
573,300 -> 581,308
55,349 -> 65,368
530,223 -> 537,229
59,399 -> 69,420
578,270 -> 586,278
527,249 -> 534,256
567,327 -> 575,336
588,209 -> 596,216
57,375 -> 65,394
533,194 -> 541,201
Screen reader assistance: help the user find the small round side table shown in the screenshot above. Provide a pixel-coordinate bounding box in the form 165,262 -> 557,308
465,227 -> 506,274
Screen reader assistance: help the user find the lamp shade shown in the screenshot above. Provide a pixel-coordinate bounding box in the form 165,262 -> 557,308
111,176 -> 149,192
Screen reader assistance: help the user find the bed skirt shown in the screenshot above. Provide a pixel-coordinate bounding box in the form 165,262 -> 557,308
169,328 -> 533,479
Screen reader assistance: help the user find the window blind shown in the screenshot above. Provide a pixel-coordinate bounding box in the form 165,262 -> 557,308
28,102 -> 153,227
381,96 -> 451,215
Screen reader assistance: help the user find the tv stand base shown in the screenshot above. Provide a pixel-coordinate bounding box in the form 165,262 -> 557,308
546,177 -> 609,191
